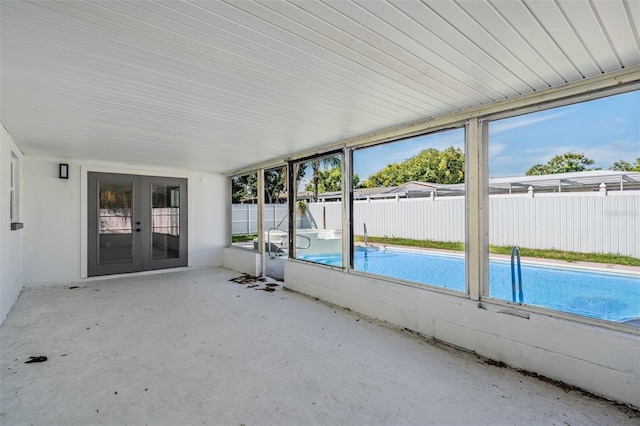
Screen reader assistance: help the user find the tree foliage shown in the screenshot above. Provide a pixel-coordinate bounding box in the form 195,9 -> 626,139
264,167 -> 286,204
232,169 -> 288,204
609,157 -> 640,172
296,155 -> 342,201
525,153 -> 597,176
310,156 -> 341,201
231,173 -> 257,204
304,167 -> 359,194
362,146 -> 465,187
100,187 -> 132,209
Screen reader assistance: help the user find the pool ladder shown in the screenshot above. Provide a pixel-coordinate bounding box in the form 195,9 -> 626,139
511,246 -> 523,303
363,223 -> 369,246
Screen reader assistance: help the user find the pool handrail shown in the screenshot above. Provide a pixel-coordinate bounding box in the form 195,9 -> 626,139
511,246 -> 524,303
295,233 -> 311,250
266,227 -> 286,258
266,227 -> 312,258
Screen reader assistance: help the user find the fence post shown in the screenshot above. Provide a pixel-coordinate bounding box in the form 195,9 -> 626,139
528,186 -> 534,198
599,183 -> 607,196
246,205 -> 250,234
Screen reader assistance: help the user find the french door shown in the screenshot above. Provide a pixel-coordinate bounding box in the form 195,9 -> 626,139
88,172 -> 188,277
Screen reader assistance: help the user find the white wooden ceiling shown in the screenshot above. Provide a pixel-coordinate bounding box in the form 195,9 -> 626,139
2,0 -> 639,173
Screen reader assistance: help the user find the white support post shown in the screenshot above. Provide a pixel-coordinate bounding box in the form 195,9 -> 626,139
257,169 -> 265,277
343,148 -> 353,272
226,177 -> 232,247
465,118 -> 487,301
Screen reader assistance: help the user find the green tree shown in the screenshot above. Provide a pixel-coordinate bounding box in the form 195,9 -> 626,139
526,153 -> 596,176
296,155 -> 342,201
264,167 -> 286,204
609,158 -> 640,172
233,168 -> 289,204
311,156 -> 341,201
362,146 -> 465,187
304,167 -> 359,194
231,173 -> 257,204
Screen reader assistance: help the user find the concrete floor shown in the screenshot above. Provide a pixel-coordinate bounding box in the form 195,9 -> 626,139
1,268 -> 637,426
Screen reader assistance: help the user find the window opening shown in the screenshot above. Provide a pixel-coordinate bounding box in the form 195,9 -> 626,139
291,153 -> 344,266
486,90 -> 640,324
230,172 -> 258,250
351,128 -> 467,293
263,165 -> 288,280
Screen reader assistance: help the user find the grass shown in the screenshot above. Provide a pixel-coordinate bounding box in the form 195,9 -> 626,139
355,236 -> 640,267
488,246 -> 640,266
356,236 -> 465,252
232,234 -> 257,243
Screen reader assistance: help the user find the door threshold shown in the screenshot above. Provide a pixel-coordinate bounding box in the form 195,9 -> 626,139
81,266 -> 194,282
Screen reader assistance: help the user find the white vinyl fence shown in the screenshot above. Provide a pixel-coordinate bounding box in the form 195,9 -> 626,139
233,191 -> 639,257
100,208 -> 180,235
489,192 -> 639,258
231,204 -> 289,235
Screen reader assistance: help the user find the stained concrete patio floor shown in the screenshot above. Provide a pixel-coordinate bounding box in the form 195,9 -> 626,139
1,267 -> 637,425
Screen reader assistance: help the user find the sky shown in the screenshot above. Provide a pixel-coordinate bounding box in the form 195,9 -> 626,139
353,90 -> 640,180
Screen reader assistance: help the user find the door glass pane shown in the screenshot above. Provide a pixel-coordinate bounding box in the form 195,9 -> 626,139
152,184 -> 181,260
99,183 -> 133,265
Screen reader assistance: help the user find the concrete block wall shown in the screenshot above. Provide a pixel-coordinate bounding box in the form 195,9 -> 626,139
284,260 -> 640,408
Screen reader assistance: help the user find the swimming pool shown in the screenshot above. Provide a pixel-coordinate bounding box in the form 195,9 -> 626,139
298,248 -> 640,323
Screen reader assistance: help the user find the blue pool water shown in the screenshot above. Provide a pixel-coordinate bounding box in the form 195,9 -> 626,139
298,248 -> 640,323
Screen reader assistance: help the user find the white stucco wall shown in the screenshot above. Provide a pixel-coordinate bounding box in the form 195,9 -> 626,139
285,260 -> 640,408
0,124 -> 24,324
23,156 -> 225,286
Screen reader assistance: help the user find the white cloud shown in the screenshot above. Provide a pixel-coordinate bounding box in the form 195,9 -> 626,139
489,142 -> 506,158
583,139 -> 640,169
490,108 -> 575,135
490,139 -> 640,177
598,118 -> 625,128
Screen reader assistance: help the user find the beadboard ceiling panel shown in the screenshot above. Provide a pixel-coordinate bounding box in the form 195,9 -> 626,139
1,0 -> 638,173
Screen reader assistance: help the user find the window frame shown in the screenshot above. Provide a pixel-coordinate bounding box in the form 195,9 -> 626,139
348,126 -> 470,296
477,85 -> 640,326
287,150 -> 345,267
9,151 -> 22,229
223,70 -> 639,332
228,171 -> 260,251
